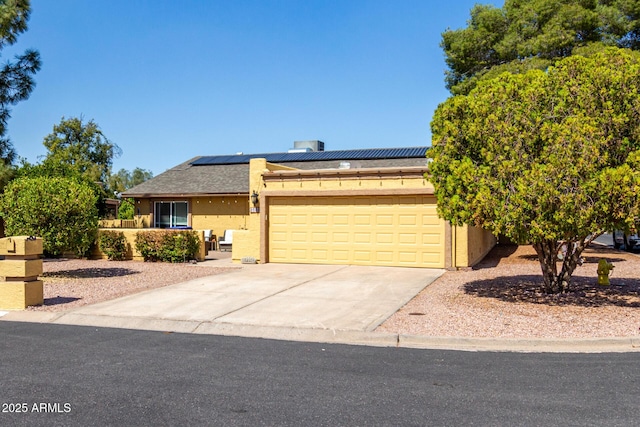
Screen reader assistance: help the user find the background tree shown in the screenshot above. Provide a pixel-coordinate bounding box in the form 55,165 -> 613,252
41,116 -> 121,184
108,167 -> 153,196
0,0 -> 41,165
0,159 -> 14,192
117,198 -> 135,220
428,48 -> 640,293
0,175 -> 99,256
442,0 -> 640,95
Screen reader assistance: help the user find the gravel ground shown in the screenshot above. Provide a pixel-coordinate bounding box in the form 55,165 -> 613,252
28,258 -> 236,312
378,244 -> 640,339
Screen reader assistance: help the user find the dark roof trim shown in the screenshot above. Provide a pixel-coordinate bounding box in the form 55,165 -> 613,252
123,192 -> 248,198
191,146 -> 429,166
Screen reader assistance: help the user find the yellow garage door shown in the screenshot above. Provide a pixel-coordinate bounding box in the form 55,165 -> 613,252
268,195 -> 445,268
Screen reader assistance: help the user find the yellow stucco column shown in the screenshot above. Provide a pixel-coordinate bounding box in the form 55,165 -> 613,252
0,236 -> 44,310
231,158 -> 266,263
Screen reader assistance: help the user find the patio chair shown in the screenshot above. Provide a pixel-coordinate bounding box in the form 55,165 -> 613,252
219,229 -> 233,252
203,230 -> 216,251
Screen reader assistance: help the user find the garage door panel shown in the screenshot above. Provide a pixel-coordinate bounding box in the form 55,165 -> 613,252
354,251 -> 372,262
399,233 -> 417,244
291,214 -> 307,225
354,214 -> 372,226
332,215 -> 349,226
269,195 -> 445,268
312,232 -> 328,243
332,250 -> 349,261
375,251 -> 394,262
421,252 -> 442,266
291,232 -> 307,242
376,215 -> 394,226
333,232 -> 349,243
312,214 -> 328,224
354,233 -> 371,244
312,249 -> 328,260
422,214 -> 441,226
271,231 -> 287,242
422,233 -> 441,245
271,214 -> 288,225
376,233 -> 394,244
399,215 -> 417,226
291,249 -> 307,260
270,248 -> 288,261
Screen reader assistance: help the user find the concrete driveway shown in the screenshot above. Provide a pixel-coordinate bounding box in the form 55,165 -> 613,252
46,263 -> 444,337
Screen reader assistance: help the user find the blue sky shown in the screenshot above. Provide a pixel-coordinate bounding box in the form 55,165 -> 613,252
6,0 -> 502,176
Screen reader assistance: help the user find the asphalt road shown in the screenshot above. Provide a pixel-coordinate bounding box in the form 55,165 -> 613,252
1,322 -> 639,426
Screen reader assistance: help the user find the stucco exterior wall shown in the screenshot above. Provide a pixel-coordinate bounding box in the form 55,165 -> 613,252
232,159 -> 269,263
455,224 -> 497,268
128,199 -> 153,228
131,196 -> 249,241
91,229 -> 206,262
191,196 -> 249,240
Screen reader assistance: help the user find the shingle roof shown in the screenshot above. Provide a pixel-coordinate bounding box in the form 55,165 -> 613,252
123,147 -> 429,197
122,158 -> 250,197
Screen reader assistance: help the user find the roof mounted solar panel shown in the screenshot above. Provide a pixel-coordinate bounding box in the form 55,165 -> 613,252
190,146 -> 429,166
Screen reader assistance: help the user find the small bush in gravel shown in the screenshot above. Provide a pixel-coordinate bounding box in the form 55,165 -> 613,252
135,230 -> 200,263
98,230 -> 127,261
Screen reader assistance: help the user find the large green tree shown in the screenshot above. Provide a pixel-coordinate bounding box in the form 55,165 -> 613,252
16,160 -> 110,217
41,116 -> 121,184
428,48 -> 640,293
0,175 -> 99,256
443,0 -> 640,95
108,167 -> 153,196
0,0 -> 41,164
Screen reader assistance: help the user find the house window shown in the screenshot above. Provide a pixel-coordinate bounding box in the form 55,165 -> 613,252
154,201 -> 188,228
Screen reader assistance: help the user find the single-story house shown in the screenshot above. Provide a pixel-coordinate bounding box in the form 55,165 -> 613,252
122,141 -> 496,269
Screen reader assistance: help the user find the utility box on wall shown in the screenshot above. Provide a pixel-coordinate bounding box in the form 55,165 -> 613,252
0,236 -> 44,310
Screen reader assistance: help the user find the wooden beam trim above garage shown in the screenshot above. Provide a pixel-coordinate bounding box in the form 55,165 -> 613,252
262,188 -> 435,198
262,166 -> 429,182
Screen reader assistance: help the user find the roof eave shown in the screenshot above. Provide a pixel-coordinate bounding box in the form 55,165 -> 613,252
122,192 -> 249,198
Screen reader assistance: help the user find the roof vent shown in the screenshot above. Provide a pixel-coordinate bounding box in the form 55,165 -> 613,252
292,140 -> 324,152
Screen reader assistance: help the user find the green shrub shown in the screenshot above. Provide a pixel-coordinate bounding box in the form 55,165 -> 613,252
118,198 -> 135,220
135,230 -> 200,263
134,230 -> 162,262
98,230 -> 127,261
0,176 -> 99,257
